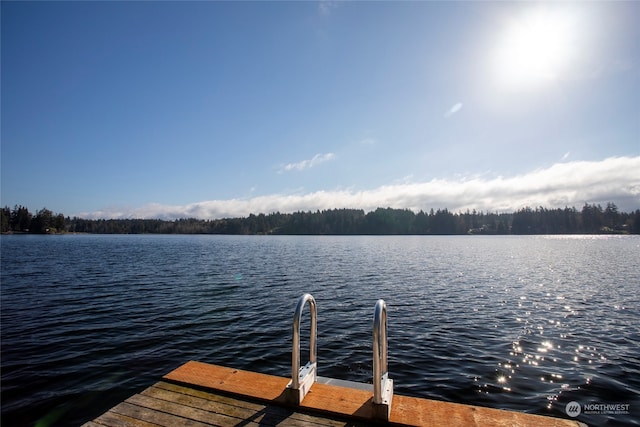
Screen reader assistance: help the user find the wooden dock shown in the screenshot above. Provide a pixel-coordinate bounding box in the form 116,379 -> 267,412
84,360 -> 586,427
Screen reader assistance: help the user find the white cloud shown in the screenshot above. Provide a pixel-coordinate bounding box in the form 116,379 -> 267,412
444,102 -> 463,118
279,152 -> 335,173
79,156 -> 640,219
562,151 -> 570,160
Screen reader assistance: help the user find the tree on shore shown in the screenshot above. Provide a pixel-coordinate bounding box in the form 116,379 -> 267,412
1,206 -> 65,233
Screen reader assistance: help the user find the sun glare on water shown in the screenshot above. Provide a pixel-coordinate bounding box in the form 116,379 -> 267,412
492,7 -> 578,90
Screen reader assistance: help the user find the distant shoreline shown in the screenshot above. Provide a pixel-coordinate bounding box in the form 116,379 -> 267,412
2,231 -> 634,236
3,203 -> 639,236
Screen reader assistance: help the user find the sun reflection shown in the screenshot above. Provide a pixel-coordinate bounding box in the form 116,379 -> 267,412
546,394 -> 559,409
537,340 -> 554,353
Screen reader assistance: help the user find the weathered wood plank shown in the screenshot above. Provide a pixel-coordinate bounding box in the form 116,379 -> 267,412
153,381 -> 268,412
88,402 -> 163,427
112,400 -> 217,427
149,382 -> 356,427
141,385 -> 257,421
125,393 -> 255,427
85,382 -> 362,427
141,385 -> 310,427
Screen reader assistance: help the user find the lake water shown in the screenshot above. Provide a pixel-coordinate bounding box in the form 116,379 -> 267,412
1,234 -> 639,426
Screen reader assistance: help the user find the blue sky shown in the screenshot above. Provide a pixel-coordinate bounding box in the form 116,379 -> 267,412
2,1 -> 639,219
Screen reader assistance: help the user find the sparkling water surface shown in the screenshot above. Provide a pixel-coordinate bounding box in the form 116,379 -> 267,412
2,234 -> 639,426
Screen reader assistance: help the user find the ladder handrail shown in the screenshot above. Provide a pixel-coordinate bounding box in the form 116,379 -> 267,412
291,293 -> 317,389
373,298 -> 389,404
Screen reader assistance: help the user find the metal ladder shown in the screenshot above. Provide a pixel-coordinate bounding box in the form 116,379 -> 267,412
287,293 -> 317,404
285,293 -> 394,419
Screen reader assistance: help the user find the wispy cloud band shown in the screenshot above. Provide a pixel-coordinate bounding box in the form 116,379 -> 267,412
280,152 -> 335,172
80,156 -> 640,219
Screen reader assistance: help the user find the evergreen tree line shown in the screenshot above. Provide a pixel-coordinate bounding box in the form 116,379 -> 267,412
2,203 -> 639,235
1,206 -> 66,234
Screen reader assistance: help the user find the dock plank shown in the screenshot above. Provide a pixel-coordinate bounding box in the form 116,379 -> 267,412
125,393 -> 256,427
115,400 -> 217,427
140,384 -> 338,427
85,380 -> 365,427
90,402 -> 164,427
140,385 -> 258,423
163,360 -> 290,402
86,361 -> 585,427
151,381 -> 353,427
298,381 -> 374,418
391,394 -> 578,427
163,361 -> 584,427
